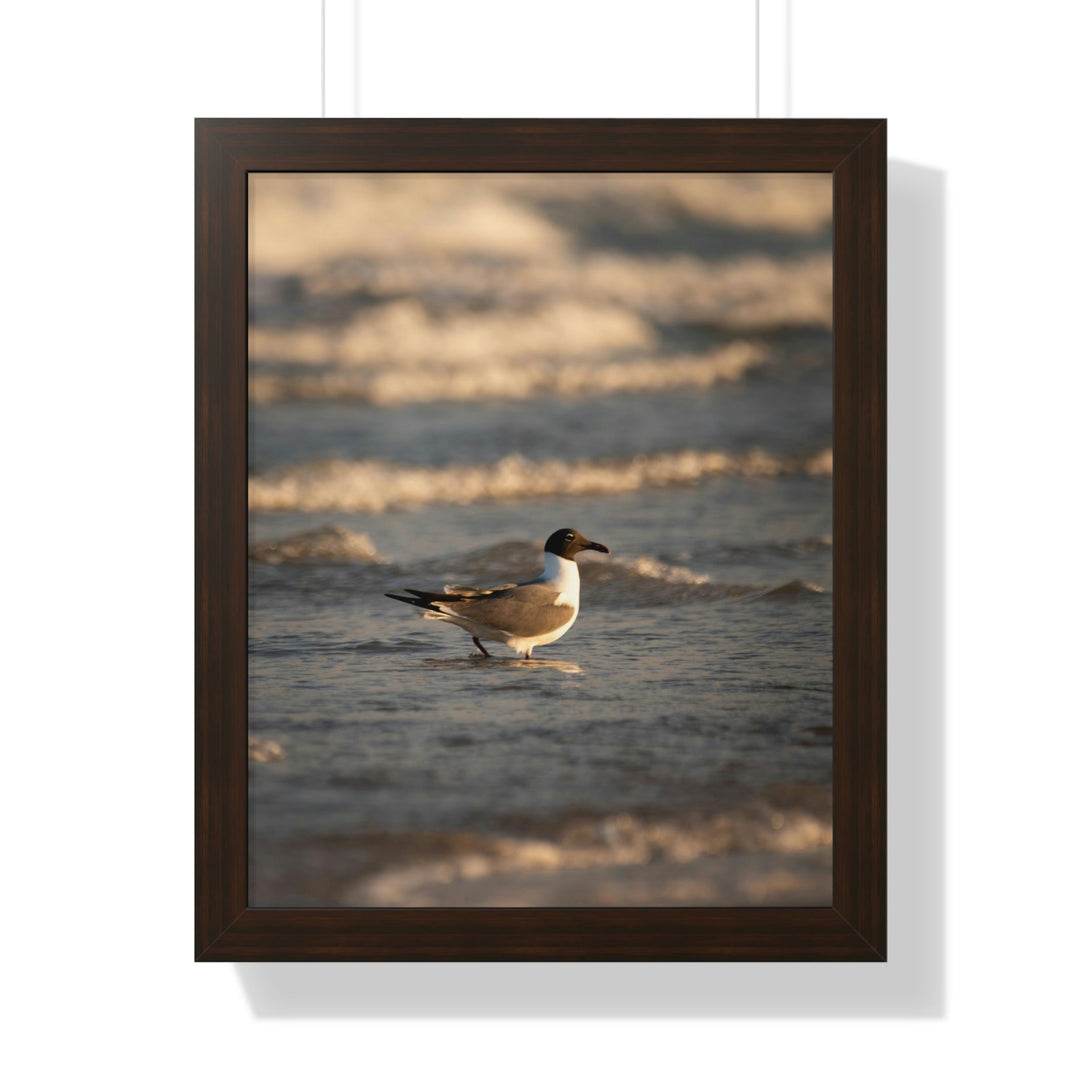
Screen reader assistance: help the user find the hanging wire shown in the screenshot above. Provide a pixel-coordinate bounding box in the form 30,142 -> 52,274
353,0 -> 360,117
755,1 -> 761,118
785,0 -> 792,117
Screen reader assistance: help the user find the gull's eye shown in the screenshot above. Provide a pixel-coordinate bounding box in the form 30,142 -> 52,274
564,533 -> 575,542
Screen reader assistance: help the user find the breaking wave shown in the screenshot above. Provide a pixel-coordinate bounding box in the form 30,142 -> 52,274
498,171 -> 833,234
249,173 -> 832,275
251,533 -> 829,606
580,561 -> 826,606
610,555 -> 712,586
249,343 -> 766,405
251,531 -> 829,605
250,175 -> 571,271
749,579 -> 827,601
343,797 -> 832,907
248,447 -> 833,513
297,251 -> 833,333
249,298 -> 656,368
248,525 -> 381,564
393,537 -> 828,606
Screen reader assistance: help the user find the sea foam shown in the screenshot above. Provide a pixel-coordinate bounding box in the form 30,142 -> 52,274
249,343 -> 765,405
248,447 -> 833,513
249,297 -> 656,368
344,800 -> 832,907
298,251 -> 833,332
249,173 -> 832,275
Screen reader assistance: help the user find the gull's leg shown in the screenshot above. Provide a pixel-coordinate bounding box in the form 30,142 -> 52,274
472,636 -> 492,658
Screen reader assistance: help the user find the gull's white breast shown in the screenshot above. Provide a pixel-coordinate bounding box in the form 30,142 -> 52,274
504,552 -> 581,654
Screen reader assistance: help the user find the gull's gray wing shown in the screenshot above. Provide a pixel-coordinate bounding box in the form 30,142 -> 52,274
440,582 -> 573,637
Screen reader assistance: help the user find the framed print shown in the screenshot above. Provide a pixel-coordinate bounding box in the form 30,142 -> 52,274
196,119 -> 885,961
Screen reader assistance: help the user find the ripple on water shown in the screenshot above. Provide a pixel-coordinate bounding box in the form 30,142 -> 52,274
421,657 -> 585,676
330,638 -> 441,653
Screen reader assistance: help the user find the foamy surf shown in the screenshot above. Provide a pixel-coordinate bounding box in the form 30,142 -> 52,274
496,172 -> 833,234
295,251 -> 833,333
248,735 -> 285,763
577,556 -> 738,605
248,447 -> 833,513
249,342 -> 766,406
249,298 -> 656,368
613,555 -> 712,586
250,175 -> 571,271
249,173 -> 832,275
343,801 -> 832,907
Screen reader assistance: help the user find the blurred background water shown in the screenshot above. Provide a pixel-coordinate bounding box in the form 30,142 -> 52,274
248,173 -> 833,906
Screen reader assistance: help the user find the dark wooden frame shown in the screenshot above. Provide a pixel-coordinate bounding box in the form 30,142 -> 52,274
196,119 -> 885,961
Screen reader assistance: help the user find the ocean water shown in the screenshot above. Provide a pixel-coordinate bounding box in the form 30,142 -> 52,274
247,174 -> 833,907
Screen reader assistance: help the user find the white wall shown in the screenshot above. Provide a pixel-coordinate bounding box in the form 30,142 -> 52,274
4,1 -> 1076,1076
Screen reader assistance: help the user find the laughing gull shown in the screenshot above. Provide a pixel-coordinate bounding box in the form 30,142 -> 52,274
385,528 -> 610,659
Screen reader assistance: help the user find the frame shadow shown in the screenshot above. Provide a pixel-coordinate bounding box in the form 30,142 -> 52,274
234,159 -> 945,1017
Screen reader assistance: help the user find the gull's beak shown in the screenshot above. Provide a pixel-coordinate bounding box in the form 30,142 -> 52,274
585,540 -> 610,554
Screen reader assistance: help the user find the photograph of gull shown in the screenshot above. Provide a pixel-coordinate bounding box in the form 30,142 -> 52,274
247,172 -> 834,907
385,528 -> 609,659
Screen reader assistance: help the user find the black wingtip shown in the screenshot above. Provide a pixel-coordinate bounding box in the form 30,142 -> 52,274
386,591 -> 438,610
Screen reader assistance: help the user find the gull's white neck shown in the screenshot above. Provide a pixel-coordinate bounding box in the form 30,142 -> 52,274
539,552 -> 580,604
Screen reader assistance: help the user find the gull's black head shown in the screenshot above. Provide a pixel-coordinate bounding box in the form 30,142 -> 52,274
544,528 -> 610,560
